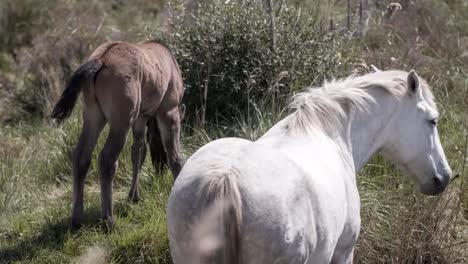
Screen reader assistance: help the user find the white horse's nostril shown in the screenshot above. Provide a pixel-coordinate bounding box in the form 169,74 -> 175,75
433,176 -> 443,187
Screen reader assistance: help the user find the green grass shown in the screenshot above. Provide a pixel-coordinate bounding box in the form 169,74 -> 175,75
0,97 -> 467,263
0,176 -> 173,263
0,113 -> 175,263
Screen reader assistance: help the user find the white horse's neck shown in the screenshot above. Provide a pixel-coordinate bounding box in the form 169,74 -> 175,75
346,89 -> 400,172
258,89 -> 401,176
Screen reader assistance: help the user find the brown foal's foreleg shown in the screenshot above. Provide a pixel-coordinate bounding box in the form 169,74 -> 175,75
98,126 -> 129,231
157,107 -> 185,179
129,117 -> 148,203
71,114 -> 105,230
147,117 -> 167,173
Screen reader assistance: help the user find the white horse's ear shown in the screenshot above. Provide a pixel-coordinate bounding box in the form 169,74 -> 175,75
407,70 -> 420,94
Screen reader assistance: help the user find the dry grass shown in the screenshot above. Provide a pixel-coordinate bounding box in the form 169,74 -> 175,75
76,244 -> 109,264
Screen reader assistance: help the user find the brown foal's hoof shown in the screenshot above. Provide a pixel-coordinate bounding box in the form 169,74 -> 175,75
70,218 -> 82,232
101,217 -> 115,233
128,192 -> 140,203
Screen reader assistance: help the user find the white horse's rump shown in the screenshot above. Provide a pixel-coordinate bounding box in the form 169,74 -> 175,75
167,70 -> 452,263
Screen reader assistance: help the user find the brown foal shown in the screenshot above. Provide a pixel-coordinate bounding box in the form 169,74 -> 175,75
50,41 -> 185,230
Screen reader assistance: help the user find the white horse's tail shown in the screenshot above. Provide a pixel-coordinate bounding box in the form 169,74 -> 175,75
191,171 -> 242,264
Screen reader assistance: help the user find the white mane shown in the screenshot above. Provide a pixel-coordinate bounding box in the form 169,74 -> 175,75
288,70 -> 435,134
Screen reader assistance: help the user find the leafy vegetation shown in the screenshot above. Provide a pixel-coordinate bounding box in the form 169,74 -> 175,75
0,0 -> 467,263
159,1 -> 349,125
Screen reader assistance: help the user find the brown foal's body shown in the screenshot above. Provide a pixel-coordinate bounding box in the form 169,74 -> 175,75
50,41 -> 185,230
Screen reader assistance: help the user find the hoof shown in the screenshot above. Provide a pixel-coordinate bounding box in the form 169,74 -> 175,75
70,218 -> 82,232
101,217 -> 115,233
128,191 -> 140,203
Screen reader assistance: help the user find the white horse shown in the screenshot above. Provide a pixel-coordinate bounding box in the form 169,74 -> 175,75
167,70 -> 452,264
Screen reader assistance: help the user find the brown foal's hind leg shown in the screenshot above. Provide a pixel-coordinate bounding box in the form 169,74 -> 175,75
156,107 -> 185,179
71,110 -> 105,230
129,117 -> 148,203
98,126 -> 129,231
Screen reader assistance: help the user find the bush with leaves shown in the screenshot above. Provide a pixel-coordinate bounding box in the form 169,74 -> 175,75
159,0 -> 351,126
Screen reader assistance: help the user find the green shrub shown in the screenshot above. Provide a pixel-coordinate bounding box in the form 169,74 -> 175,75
158,0 -> 351,126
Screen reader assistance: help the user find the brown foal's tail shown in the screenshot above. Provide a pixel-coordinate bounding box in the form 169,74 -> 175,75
49,59 -> 103,124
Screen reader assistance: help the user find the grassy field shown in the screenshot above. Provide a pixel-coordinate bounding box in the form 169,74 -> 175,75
1,0 -> 468,263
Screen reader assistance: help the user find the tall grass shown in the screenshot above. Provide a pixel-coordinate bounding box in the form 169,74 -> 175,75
0,0 -> 467,263
1,98 -> 466,263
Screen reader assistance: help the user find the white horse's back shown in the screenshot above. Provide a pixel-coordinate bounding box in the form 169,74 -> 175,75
168,137 -> 351,263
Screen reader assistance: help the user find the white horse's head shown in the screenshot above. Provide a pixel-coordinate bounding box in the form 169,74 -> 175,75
381,71 -> 452,195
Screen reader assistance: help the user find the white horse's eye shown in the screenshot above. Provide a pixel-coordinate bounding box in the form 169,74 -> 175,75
429,119 -> 438,126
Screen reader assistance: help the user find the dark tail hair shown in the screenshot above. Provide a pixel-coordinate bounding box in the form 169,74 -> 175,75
49,59 -> 103,124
